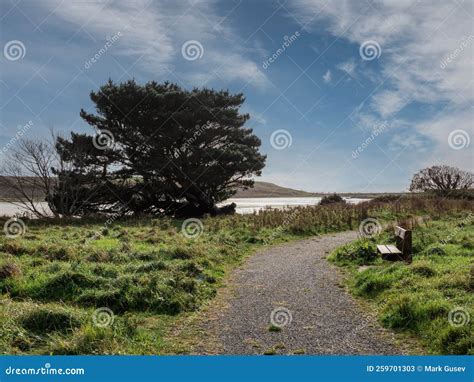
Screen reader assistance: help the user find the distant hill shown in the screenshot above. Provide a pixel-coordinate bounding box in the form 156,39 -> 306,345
0,176 -> 401,201
233,181 -> 320,198
233,181 -> 405,199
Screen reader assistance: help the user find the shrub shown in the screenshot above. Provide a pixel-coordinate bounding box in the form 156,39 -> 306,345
437,326 -> 474,355
19,306 -> 82,334
330,239 -> 377,265
371,194 -> 403,203
411,261 -> 436,277
380,294 -> 418,329
0,263 -> 21,280
319,194 -> 346,205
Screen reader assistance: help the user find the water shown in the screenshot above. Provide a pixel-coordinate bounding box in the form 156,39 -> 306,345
221,197 -> 369,214
0,202 -> 51,217
0,197 -> 370,217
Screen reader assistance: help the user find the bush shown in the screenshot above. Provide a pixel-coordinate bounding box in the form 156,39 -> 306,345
319,194 -> 346,205
19,306 -> 82,334
329,239 -> 377,265
371,194 -> 403,203
411,261 -> 436,277
0,263 -> 21,280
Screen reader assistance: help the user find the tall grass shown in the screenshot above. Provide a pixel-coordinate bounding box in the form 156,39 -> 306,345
329,213 -> 473,355
0,196 -> 472,354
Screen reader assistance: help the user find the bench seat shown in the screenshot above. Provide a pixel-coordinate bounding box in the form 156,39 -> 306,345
376,244 -> 403,261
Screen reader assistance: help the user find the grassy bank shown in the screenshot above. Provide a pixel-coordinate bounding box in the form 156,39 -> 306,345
0,197 -> 472,354
329,212 -> 473,355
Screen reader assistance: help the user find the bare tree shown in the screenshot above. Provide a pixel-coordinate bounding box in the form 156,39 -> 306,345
409,165 -> 473,193
1,138 -> 58,218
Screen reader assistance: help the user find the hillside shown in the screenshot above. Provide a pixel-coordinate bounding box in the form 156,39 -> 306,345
233,181 -> 320,198
233,181 -> 400,199
0,177 -> 401,200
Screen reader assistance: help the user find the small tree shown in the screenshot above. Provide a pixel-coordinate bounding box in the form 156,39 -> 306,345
1,135 -> 94,218
319,193 -> 346,205
409,165 -> 473,194
1,138 -> 57,217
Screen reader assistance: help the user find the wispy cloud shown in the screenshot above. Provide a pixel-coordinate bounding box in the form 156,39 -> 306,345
322,69 -> 331,83
336,59 -> 356,77
37,0 -> 267,88
290,0 -> 473,170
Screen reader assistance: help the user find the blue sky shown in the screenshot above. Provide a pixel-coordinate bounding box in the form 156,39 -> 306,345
1,0 -> 472,192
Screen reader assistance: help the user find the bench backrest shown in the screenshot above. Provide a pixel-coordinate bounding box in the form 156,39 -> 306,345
395,226 -> 412,260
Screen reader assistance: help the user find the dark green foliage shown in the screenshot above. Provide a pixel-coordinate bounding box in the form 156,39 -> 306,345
19,307 -> 82,334
319,193 -> 346,205
330,239 -> 378,265
52,80 -> 266,217
0,263 -> 21,279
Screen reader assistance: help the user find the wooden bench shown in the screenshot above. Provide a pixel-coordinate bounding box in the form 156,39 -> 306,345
377,226 -> 412,263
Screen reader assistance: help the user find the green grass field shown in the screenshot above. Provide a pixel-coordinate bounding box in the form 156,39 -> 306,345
329,213 -> 473,354
0,197 -> 472,354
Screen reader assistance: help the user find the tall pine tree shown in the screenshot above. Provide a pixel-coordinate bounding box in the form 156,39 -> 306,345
53,80 -> 266,217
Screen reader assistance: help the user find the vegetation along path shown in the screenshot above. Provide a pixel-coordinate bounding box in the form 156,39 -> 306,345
199,231 -> 403,355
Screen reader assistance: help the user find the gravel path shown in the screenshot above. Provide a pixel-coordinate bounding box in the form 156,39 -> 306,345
199,231 -> 402,355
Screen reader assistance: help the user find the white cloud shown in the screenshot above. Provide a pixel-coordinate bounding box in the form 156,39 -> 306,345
322,69 -> 331,83
337,59 -> 356,77
290,0 -> 474,171
38,0 -> 267,88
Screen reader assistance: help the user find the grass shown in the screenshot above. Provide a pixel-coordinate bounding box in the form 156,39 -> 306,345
0,196 -> 472,354
329,213 -> 474,355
